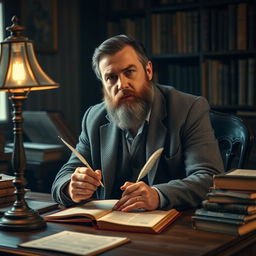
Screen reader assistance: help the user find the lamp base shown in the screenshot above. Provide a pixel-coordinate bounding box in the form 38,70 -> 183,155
0,206 -> 46,231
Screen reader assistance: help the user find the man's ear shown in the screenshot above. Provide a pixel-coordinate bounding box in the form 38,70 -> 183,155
146,61 -> 153,81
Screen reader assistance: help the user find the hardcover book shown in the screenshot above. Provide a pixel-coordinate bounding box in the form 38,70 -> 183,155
202,200 -> 256,215
213,169 -> 256,191
44,200 -> 181,234
0,194 -> 15,203
0,186 -> 15,197
206,194 -> 256,204
195,208 -> 256,222
192,215 -> 256,236
0,173 -> 14,189
208,188 -> 256,199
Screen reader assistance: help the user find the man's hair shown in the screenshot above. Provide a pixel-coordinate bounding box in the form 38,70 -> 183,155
92,34 -> 149,80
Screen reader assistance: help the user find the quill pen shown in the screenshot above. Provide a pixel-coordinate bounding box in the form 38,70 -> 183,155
59,136 -> 104,187
136,147 -> 164,182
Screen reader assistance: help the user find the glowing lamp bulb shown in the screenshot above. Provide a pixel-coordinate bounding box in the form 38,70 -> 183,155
12,61 -> 25,84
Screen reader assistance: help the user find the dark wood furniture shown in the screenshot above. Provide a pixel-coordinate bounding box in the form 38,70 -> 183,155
0,192 -> 255,256
210,111 -> 255,171
25,160 -> 65,193
0,150 -> 11,173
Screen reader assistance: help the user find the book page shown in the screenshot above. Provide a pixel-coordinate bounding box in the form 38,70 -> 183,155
19,231 -> 130,256
227,169 -> 256,176
45,200 -> 118,220
98,210 -> 170,227
0,173 -> 14,181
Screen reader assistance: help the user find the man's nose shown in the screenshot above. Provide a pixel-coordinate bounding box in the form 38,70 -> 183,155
117,75 -> 129,90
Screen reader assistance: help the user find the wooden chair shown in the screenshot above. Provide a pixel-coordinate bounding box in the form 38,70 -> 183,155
210,111 -> 254,172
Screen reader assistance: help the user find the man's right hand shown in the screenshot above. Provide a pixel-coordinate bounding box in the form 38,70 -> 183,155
67,167 -> 102,203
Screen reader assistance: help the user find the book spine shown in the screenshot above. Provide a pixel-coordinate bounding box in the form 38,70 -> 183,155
207,195 -> 256,204
202,200 -> 254,215
228,4 -> 237,50
237,3 -> 248,50
195,208 -> 247,221
208,188 -> 256,199
192,215 -> 245,225
192,218 -> 239,235
247,58 -> 256,106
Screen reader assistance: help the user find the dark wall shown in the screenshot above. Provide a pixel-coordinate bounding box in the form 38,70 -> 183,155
3,0 -> 104,139
79,1 -> 105,116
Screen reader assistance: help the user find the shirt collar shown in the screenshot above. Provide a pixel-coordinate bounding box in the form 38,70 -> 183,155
125,109 -> 151,140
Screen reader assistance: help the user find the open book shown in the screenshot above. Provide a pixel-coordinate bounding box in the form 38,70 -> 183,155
44,200 -> 180,233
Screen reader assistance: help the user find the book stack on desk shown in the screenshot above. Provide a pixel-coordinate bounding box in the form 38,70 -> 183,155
192,169 -> 256,235
0,173 -> 15,207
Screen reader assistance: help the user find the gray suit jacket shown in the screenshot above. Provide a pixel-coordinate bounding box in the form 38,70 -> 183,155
52,85 -> 224,210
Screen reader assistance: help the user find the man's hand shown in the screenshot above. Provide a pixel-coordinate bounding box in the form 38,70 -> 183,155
113,181 -> 160,212
66,167 -> 102,203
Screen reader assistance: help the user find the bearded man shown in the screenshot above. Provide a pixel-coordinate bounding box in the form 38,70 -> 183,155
52,35 -> 224,211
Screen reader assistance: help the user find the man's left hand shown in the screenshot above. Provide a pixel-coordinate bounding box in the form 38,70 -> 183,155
113,181 -> 160,212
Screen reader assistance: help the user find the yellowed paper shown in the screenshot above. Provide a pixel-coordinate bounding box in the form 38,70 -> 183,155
19,230 -> 129,256
46,200 -> 117,220
227,169 -> 256,176
99,210 -> 169,227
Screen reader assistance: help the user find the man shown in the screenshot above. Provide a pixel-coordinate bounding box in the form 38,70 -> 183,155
52,35 -> 224,211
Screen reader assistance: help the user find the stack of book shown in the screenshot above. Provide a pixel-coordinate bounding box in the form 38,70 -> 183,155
0,173 -> 15,207
192,169 -> 256,235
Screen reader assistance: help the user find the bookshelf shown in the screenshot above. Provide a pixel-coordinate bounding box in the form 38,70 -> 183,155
102,0 -> 256,114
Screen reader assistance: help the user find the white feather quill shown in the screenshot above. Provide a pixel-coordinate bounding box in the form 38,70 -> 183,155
136,147 -> 164,182
59,136 -> 104,187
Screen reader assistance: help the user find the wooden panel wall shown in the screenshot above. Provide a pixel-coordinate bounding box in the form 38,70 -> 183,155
3,0 -> 105,140
24,0 -> 81,137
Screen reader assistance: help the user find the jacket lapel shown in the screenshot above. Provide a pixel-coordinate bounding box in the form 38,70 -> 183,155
146,86 -> 167,185
99,86 -> 167,194
100,120 -> 120,198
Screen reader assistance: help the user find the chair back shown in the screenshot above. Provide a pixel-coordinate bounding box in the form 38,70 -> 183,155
210,111 -> 254,172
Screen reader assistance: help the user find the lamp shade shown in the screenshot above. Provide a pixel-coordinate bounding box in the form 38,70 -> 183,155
0,16 -> 58,92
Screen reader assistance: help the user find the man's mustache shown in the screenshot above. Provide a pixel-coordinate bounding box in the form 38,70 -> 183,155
116,89 -> 135,100
119,89 -> 133,96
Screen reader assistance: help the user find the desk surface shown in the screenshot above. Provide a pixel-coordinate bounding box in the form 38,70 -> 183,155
0,192 -> 256,256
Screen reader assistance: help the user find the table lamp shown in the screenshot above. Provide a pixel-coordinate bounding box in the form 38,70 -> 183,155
0,16 -> 59,230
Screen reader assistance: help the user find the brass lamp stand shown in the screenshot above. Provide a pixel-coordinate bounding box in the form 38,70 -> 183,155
0,93 -> 46,230
0,16 -> 59,230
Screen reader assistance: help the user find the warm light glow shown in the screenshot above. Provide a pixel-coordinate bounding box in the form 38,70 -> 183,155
12,61 -> 25,84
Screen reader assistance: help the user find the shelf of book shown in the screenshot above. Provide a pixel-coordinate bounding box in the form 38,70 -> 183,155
102,0 -> 256,109
152,53 -> 200,59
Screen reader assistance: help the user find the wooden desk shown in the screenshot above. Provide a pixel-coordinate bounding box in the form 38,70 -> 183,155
0,193 -> 256,256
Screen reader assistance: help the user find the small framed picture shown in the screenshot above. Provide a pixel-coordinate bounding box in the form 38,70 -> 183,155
21,0 -> 58,53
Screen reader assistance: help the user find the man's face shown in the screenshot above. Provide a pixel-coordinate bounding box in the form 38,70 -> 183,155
99,45 -> 153,130
99,45 -> 153,108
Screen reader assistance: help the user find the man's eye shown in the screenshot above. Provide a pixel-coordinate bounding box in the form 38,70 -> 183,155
125,70 -> 135,76
106,75 -> 116,82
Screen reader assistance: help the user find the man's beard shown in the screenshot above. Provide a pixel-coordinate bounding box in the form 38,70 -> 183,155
104,83 -> 153,130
